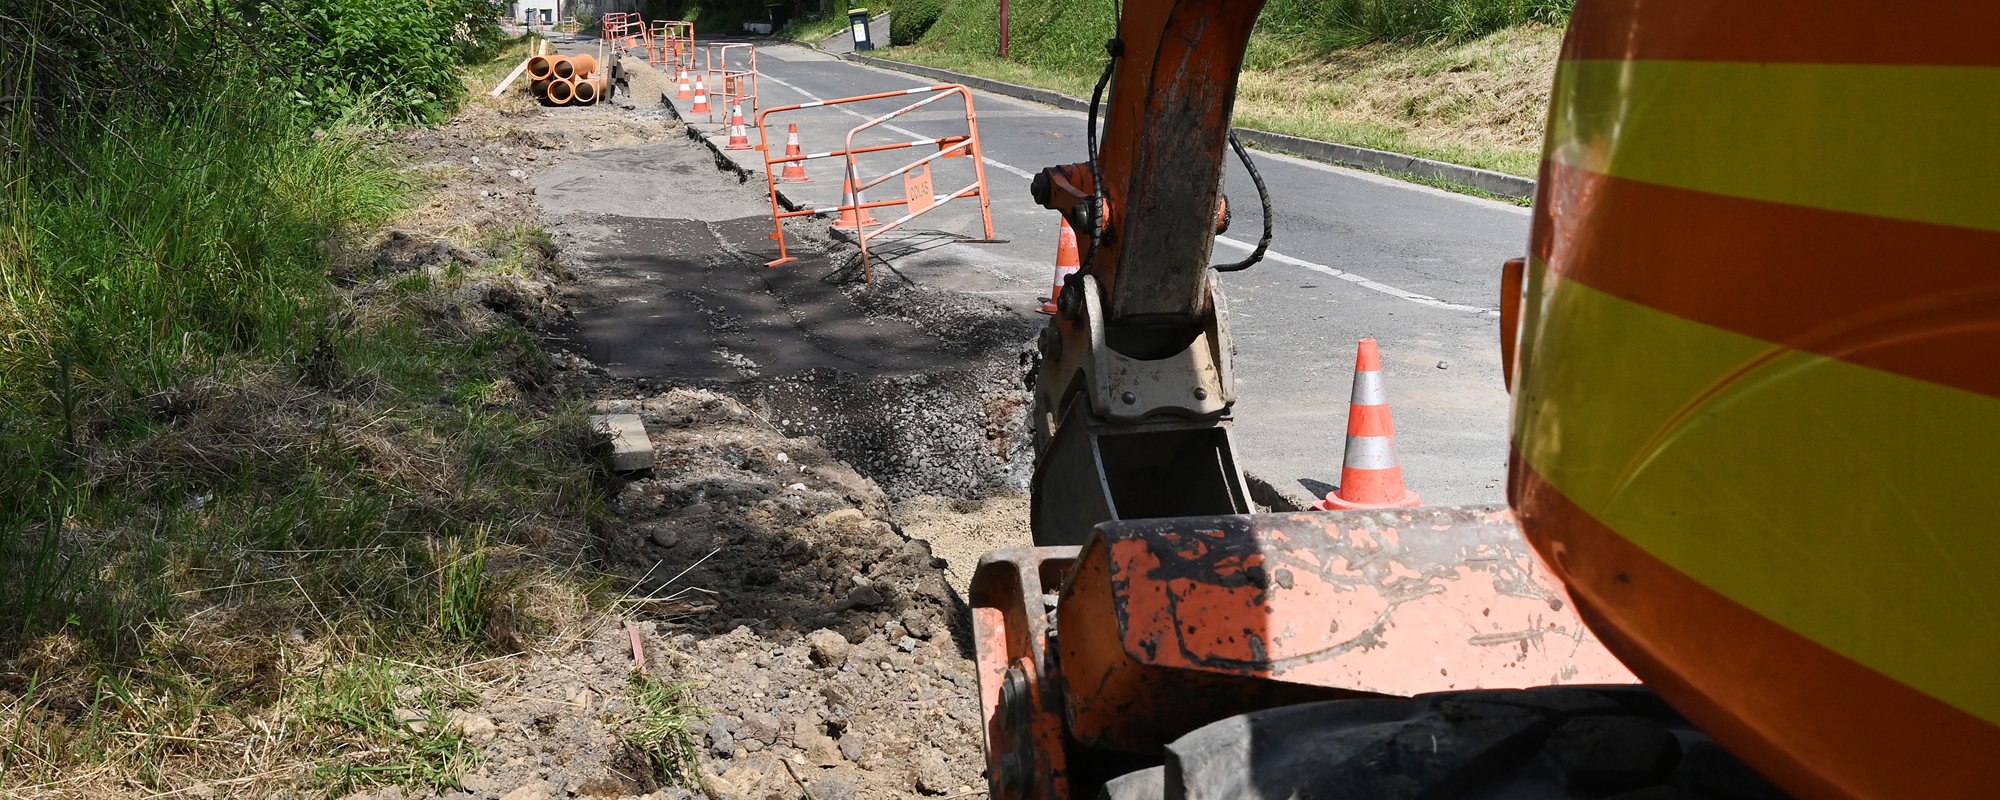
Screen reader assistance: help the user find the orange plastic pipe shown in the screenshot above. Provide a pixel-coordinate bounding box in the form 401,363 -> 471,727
569,54 -> 598,78
546,77 -> 575,105
526,55 -> 554,80
550,55 -> 576,79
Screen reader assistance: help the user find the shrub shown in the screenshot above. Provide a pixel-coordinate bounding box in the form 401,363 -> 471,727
892,0 -> 947,46
255,0 -> 506,126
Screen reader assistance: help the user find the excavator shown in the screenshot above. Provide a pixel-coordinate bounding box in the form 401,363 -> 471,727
972,1 -> 1999,799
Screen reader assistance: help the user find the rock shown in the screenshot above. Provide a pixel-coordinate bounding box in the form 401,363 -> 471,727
914,749 -> 953,795
807,629 -> 851,668
702,772 -> 739,800
591,414 -> 655,471
741,712 -> 780,744
394,708 -> 430,733
810,774 -> 859,800
499,783 -> 551,800
842,584 -> 885,609
707,719 -> 736,758
838,734 -> 866,762
650,527 -> 680,548
901,610 -> 933,638
817,508 -> 864,526
449,710 -> 499,744
680,502 -> 713,518
898,636 -> 919,653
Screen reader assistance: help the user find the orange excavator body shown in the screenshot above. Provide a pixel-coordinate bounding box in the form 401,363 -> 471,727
985,1 -> 2000,799
1507,2 -> 2000,797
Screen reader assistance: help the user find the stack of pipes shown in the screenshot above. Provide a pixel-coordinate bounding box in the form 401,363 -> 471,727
524,52 -> 608,105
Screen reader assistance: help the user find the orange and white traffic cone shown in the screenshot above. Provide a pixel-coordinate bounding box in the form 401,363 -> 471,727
1315,338 -> 1423,511
778,124 -> 811,183
832,166 -> 882,231
1037,219 -> 1080,315
676,69 -> 692,100
690,75 -> 711,115
725,102 -> 752,150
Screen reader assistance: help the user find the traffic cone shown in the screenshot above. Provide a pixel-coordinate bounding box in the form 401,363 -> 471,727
1315,338 -> 1423,511
778,125 -> 811,183
676,69 -> 692,100
725,103 -> 752,150
1037,219 -> 1080,315
690,75 -> 710,115
832,167 -> 882,231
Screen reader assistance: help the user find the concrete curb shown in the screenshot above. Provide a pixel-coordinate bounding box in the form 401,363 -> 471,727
657,91 -> 812,217
837,54 -> 1536,199
1230,128 -> 1534,199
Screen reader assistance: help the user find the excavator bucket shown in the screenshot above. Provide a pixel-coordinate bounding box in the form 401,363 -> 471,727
973,504 -> 1636,800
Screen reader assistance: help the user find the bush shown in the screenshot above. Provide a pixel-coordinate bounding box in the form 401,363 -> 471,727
256,0 -> 505,126
892,0 -> 947,46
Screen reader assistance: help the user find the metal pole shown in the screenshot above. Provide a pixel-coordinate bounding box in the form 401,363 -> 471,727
999,0 -> 1010,58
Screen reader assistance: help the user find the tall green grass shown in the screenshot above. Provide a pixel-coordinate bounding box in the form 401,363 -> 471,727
0,93 -> 405,646
905,0 -> 1572,69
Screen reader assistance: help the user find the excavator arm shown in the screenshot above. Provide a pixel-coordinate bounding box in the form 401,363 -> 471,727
1024,0 -> 1265,546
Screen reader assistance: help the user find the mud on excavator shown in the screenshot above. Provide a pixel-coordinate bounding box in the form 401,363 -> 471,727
972,2 -> 2000,799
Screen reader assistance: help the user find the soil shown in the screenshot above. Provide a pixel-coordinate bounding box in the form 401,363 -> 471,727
345,50 -> 1037,800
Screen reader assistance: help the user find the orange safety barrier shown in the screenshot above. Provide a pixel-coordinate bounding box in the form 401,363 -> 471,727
754,85 -> 1002,280
655,21 -> 695,72
704,43 -> 759,123
600,12 -> 640,51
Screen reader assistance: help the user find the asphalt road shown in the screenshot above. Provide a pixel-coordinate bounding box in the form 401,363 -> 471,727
659,41 -> 1532,507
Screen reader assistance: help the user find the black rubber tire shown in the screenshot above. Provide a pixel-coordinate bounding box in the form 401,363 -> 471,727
1095,685 -> 1794,800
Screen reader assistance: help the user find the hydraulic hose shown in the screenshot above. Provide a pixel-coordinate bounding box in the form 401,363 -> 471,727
1215,130 -> 1271,272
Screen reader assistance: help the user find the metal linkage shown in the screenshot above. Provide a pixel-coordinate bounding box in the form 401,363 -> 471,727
704,43 -> 759,122
753,85 -> 1003,280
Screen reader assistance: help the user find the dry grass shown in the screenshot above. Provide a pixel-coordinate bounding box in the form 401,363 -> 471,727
883,21 -> 1562,176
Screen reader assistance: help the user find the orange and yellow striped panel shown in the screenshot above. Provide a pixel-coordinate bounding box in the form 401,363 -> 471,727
1512,2 -> 2000,799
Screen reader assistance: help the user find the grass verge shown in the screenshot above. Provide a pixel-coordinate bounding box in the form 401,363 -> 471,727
0,41 -> 691,798
873,4 -> 1566,178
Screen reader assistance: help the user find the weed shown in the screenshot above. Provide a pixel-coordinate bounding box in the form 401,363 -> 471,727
292,657 -> 480,793
624,671 -> 707,788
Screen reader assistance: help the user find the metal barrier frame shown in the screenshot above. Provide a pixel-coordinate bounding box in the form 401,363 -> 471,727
704,43 -> 759,122
754,85 -> 1002,280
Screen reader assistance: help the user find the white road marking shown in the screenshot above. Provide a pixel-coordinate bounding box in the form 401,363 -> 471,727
1214,236 -> 1496,315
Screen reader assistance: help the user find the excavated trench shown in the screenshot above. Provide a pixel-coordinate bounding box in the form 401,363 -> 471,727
486,72 -> 1046,800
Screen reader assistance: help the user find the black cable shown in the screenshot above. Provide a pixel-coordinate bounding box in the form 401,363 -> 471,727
1079,39 -> 1120,276
1215,130 -> 1271,272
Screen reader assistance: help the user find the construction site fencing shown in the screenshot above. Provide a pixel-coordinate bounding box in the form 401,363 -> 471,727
601,12 -> 641,50
755,85 -> 1002,281
704,43 -> 759,122
655,21 -> 695,72
644,21 -> 688,70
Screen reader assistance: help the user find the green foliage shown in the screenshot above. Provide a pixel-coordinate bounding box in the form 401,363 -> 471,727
912,0 -> 1113,73
891,0 -> 947,46
625,672 -> 708,787
908,0 -> 1570,69
1259,0 -> 1573,50
255,0 -> 506,126
295,659 -> 481,792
